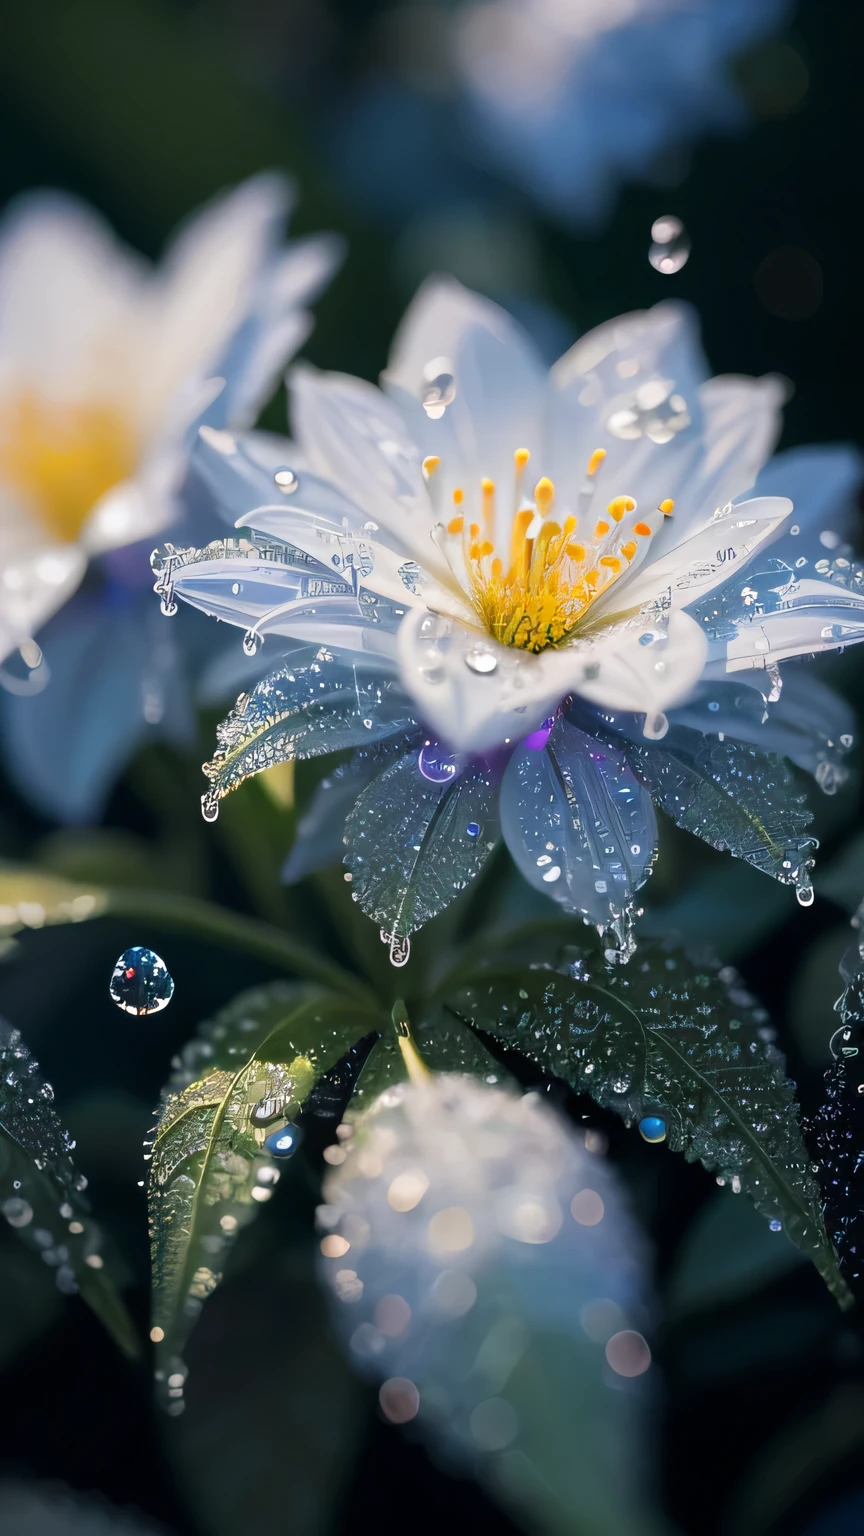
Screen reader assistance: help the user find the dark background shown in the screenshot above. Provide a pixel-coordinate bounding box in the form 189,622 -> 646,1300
1,1 -> 863,1533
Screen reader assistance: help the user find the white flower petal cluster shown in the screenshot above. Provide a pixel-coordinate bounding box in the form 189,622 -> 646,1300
0,175 -> 340,664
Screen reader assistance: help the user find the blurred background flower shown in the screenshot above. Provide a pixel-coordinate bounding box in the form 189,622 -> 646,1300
0,176 -> 340,822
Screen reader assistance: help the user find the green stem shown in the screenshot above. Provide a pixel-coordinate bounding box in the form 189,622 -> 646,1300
103,887 -> 371,1001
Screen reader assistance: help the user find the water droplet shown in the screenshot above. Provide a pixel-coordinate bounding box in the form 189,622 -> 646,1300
264,1124 -> 303,1158
464,646 -> 498,675
201,792 -> 220,823
418,740 -> 462,783
109,947 -> 174,1016
422,370 -> 456,419
242,629 -> 262,657
795,878 -> 815,907
389,933 -> 411,968
274,467 -> 299,494
466,822 -> 481,838
769,1218 -> 782,1232
250,1097 -> 284,1126
638,1116 -> 667,1144
160,596 -> 178,618
2,1197 -> 33,1227
648,215 -> 691,274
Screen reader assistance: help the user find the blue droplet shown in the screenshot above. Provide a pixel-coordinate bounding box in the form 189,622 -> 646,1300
769,1218 -> 782,1232
708,701 -> 720,712
264,1124 -> 303,1158
109,948 -> 174,1016
466,822 -> 481,838
418,740 -> 462,784
638,1116 -> 667,1144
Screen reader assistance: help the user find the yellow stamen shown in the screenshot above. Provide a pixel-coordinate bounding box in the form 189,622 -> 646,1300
659,498 -> 675,515
469,523 -> 480,539
453,488 -> 464,506
422,455 -> 440,477
481,477 -> 496,537
509,508 -> 534,580
608,496 -> 636,522
447,516 -> 463,535
534,477 -> 555,512
0,391 -> 137,544
599,556 -> 622,572
633,521 -> 652,537
594,520 -> 610,537
621,540 -> 637,560
514,448 -> 531,472
586,448 -> 606,477
566,543 -> 586,561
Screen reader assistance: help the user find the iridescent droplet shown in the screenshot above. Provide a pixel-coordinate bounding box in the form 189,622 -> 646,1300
638,1116 -> 667,1144
769,1218 -> 782,1232
264,1124 -> 303,1158
243,629 -> 262,657
648,215 -> 691,274
109,947 -> 174,1016
418,740 -> 462,783
466,822 -> 481,838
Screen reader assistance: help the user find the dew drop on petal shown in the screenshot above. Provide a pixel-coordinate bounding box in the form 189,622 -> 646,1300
649,216 -> 691,274
109,947 -> 174,1016
464,646 -> 498,675
274,467 -> 299,494
418,741 -> 462,783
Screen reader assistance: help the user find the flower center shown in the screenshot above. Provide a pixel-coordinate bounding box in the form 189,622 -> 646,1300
430,448 -> 673,653
0,390 -> 137,544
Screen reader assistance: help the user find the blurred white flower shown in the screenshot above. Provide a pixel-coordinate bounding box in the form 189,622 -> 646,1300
0,174 -> 339,666
318,1073 -> 657,1535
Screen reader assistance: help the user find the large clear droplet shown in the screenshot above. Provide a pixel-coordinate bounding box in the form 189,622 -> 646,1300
264,1123 -> 303,1158
648,215 -> 691,274
109,947 -> 174,1016
417,740 -> 462,784
274,467 -> 299,494
464,646 -> 498,675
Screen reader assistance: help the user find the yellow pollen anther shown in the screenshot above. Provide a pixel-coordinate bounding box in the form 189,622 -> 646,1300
534,477 -> 555,510
491,556 -> 503,578
447,516 -> 463,535
599,556 -> 622,572
607,497 -> 635,523
594,520 -> 610,537
633,521 -> 652,537
586,448 -> 607,477
422,455 -> 440,477
481,477 -> 495,495
621,540 -> 637,560
514,448 -> 531,471
478,540 -> 494,558
453,488 -> 464,506
469,523 -> 480,538
659,498 -> 675,515
566,543 -> 586,561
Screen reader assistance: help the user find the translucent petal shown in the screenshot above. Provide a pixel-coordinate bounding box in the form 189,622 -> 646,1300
203,651 -> 418,808
282,740 -> 418,885
626,725 -> 817,892
500,719 -> 657,934
343,748 -> 499,937
667,674 -> 855,789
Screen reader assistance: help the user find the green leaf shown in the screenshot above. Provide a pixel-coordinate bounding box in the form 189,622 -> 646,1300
0,862 -> 369,1000
626,730 -> 817,895
666,1191 -> 806,1320
445,939 -> 851,1307
346,1003 -> 501,1112
344,750 -> 499,942
0,1017 -> 139,1359
149,981 -> 384,1403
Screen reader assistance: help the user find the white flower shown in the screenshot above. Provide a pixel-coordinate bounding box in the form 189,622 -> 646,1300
169,277 -> 856,755
0,174 -> 340,666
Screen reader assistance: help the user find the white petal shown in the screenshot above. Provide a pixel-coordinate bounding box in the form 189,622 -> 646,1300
606,495 -> 793,614
397,607 -> 578,754
724,578 -> 864,670
574,610 -> 708,716
0,542 -> 87,659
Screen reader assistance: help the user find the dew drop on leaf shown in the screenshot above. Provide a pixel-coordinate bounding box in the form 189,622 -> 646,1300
638,1117 -> 667,1144
109,947 -> 175,1016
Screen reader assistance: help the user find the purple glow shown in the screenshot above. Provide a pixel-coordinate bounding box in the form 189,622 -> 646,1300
523,717 -> 555,751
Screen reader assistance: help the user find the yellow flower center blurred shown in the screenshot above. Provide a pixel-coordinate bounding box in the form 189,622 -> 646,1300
0,391 -> 137,543
428,448 -> 674,654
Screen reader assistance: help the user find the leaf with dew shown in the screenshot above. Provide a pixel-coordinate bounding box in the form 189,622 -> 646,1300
443,939 -> 851,1307
0,1017 -> 139,1358
148,981 -> 384,1408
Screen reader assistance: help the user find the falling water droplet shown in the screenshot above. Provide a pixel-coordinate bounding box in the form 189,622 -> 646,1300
109,947 -> 174,1016
795,876 -> 815,907
264,1124 -> 303,1158
648,215 -> 691,274
160,596 -> 178,618
242,629 -> 262,657
201,792 -> 220,823
638,1116 -> 667,1144
274,467 -> 299,494
388,933 -> 411,968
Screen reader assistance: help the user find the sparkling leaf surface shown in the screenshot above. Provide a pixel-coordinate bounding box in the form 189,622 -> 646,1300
203,648 -> 417,809
0,1018 -> 139,1358
445,942 -> 849,1306
149,981 -> 384,1407
343,749 -> 499,938
625,728 -> 817,896
319,1076 -> 665,1536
